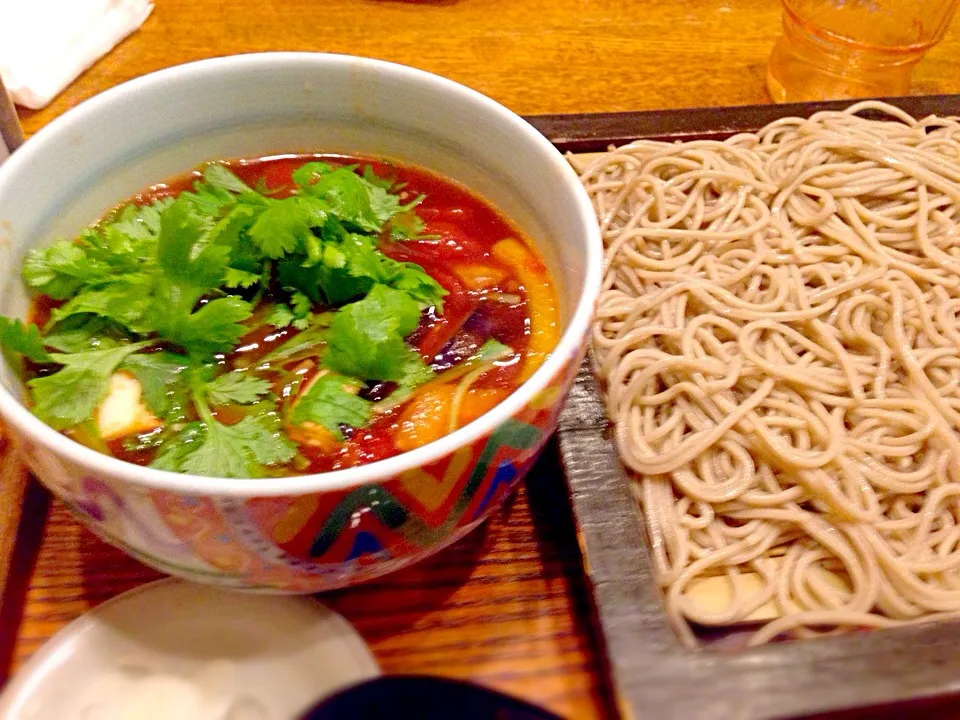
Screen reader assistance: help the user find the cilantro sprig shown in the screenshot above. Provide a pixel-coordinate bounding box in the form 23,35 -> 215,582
326,284 -> 428,382
151,372 -> 296,478
0,158 -> 467,477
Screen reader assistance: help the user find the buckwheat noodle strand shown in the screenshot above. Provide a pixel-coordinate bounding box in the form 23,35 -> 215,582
580,102 -> 960,647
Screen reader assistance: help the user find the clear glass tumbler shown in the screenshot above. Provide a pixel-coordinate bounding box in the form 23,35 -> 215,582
767,0 -> 960,103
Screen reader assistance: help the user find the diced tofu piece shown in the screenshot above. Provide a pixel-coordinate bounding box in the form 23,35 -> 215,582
97,372 -> 161,441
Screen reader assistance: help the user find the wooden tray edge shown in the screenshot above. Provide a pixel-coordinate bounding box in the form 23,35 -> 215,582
550,94 -> 960,720
524,93 -> 960,152
6,94 -> 960,715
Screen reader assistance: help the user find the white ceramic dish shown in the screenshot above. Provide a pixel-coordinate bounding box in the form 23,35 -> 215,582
0,579 -> 379,719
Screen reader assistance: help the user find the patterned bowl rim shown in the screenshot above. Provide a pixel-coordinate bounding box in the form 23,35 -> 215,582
0,52 -> 602,497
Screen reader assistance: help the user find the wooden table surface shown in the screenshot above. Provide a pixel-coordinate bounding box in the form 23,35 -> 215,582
4,2 -> 960,719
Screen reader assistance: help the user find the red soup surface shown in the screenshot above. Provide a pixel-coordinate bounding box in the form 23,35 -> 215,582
20,154 -> 560,478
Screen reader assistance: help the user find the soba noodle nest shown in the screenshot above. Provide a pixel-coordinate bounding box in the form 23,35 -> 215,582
579,102 -> 960,647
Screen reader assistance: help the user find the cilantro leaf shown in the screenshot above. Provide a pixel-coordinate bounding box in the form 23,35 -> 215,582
393,352 -> 434,398
266,304 -> 296,329
292,316 -> 312,332
290,373 -> 370,440
361,164 -> 395,189
0,318 -> 52,363
292,162 -> 335,186
270,291 -> 315,330
43,316 -> 129,353
28,341 -> 153,429
224,268 -> 262,289
203,164 -> 254,195
248,196 -> 329,258
120,352 -> 189,418
150,422 -> 205,472
176,163 -> 269,220
376,257 -> 446,310
325,231 -> 445,308
325,284 -> 423,381
206,372 -> 272,406
152,294 -> 253,357
22,240 -> 110,300
265,301 -> 311,330
307,233 -> 381,305
297,167 -> 383,232
276,230 -> 445,309
295,163 -> 422,231
180,170 -> 241,217
93,228 -> 158,275
50,276 -> 155,333
209,205 -> 261,254
157,198 -> 230,289
276,258 -> 330,305
105,198 -> 172,244
368,186 -> 422,227
182,414 -> 296,478
291,290 -> 312,317
388,210 -> 427,241
225,233 -> 270,286
151,374 -> 295,478
473,338 -> 512,361
29,368 -> 106,430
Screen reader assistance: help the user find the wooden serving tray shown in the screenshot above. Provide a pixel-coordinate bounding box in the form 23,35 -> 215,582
4,95 -> 960,720
531,94 -> 960,720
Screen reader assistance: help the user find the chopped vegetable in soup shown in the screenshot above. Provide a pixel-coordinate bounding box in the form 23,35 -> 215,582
0,155 -> 560,478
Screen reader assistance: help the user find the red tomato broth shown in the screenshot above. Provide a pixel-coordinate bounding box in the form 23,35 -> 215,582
31,154 -> 560,476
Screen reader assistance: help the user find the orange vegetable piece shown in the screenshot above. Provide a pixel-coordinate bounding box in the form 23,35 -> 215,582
458,387 -> 511,425
491,238 -> 561,381
454,264 -> 507,291
286,422 -> 340,453
395,385 -> 457,453
394,384 -> 512,453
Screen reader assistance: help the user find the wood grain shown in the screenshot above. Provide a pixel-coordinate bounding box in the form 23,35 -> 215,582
0,430 -> 29,597
15,0 -> 960,137
0,446 -> 612,720
4,4 -> 960,719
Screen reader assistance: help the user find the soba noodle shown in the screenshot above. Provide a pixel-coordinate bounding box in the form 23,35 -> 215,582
579,101 -> 960,647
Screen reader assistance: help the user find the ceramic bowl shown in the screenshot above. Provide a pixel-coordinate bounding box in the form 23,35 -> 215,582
0,53 -> 601,591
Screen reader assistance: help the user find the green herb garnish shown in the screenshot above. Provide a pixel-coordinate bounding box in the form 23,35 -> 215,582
290,373 -> 372,441
0,160 -> 454,477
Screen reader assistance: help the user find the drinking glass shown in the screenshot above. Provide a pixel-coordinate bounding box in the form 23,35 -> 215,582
767,0 -> 960,103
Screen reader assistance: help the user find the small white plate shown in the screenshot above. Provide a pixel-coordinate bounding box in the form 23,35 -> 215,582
0,579 -> 379,719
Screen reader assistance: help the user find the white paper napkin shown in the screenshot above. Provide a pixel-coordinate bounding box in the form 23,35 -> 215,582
0,0 -> 154,110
